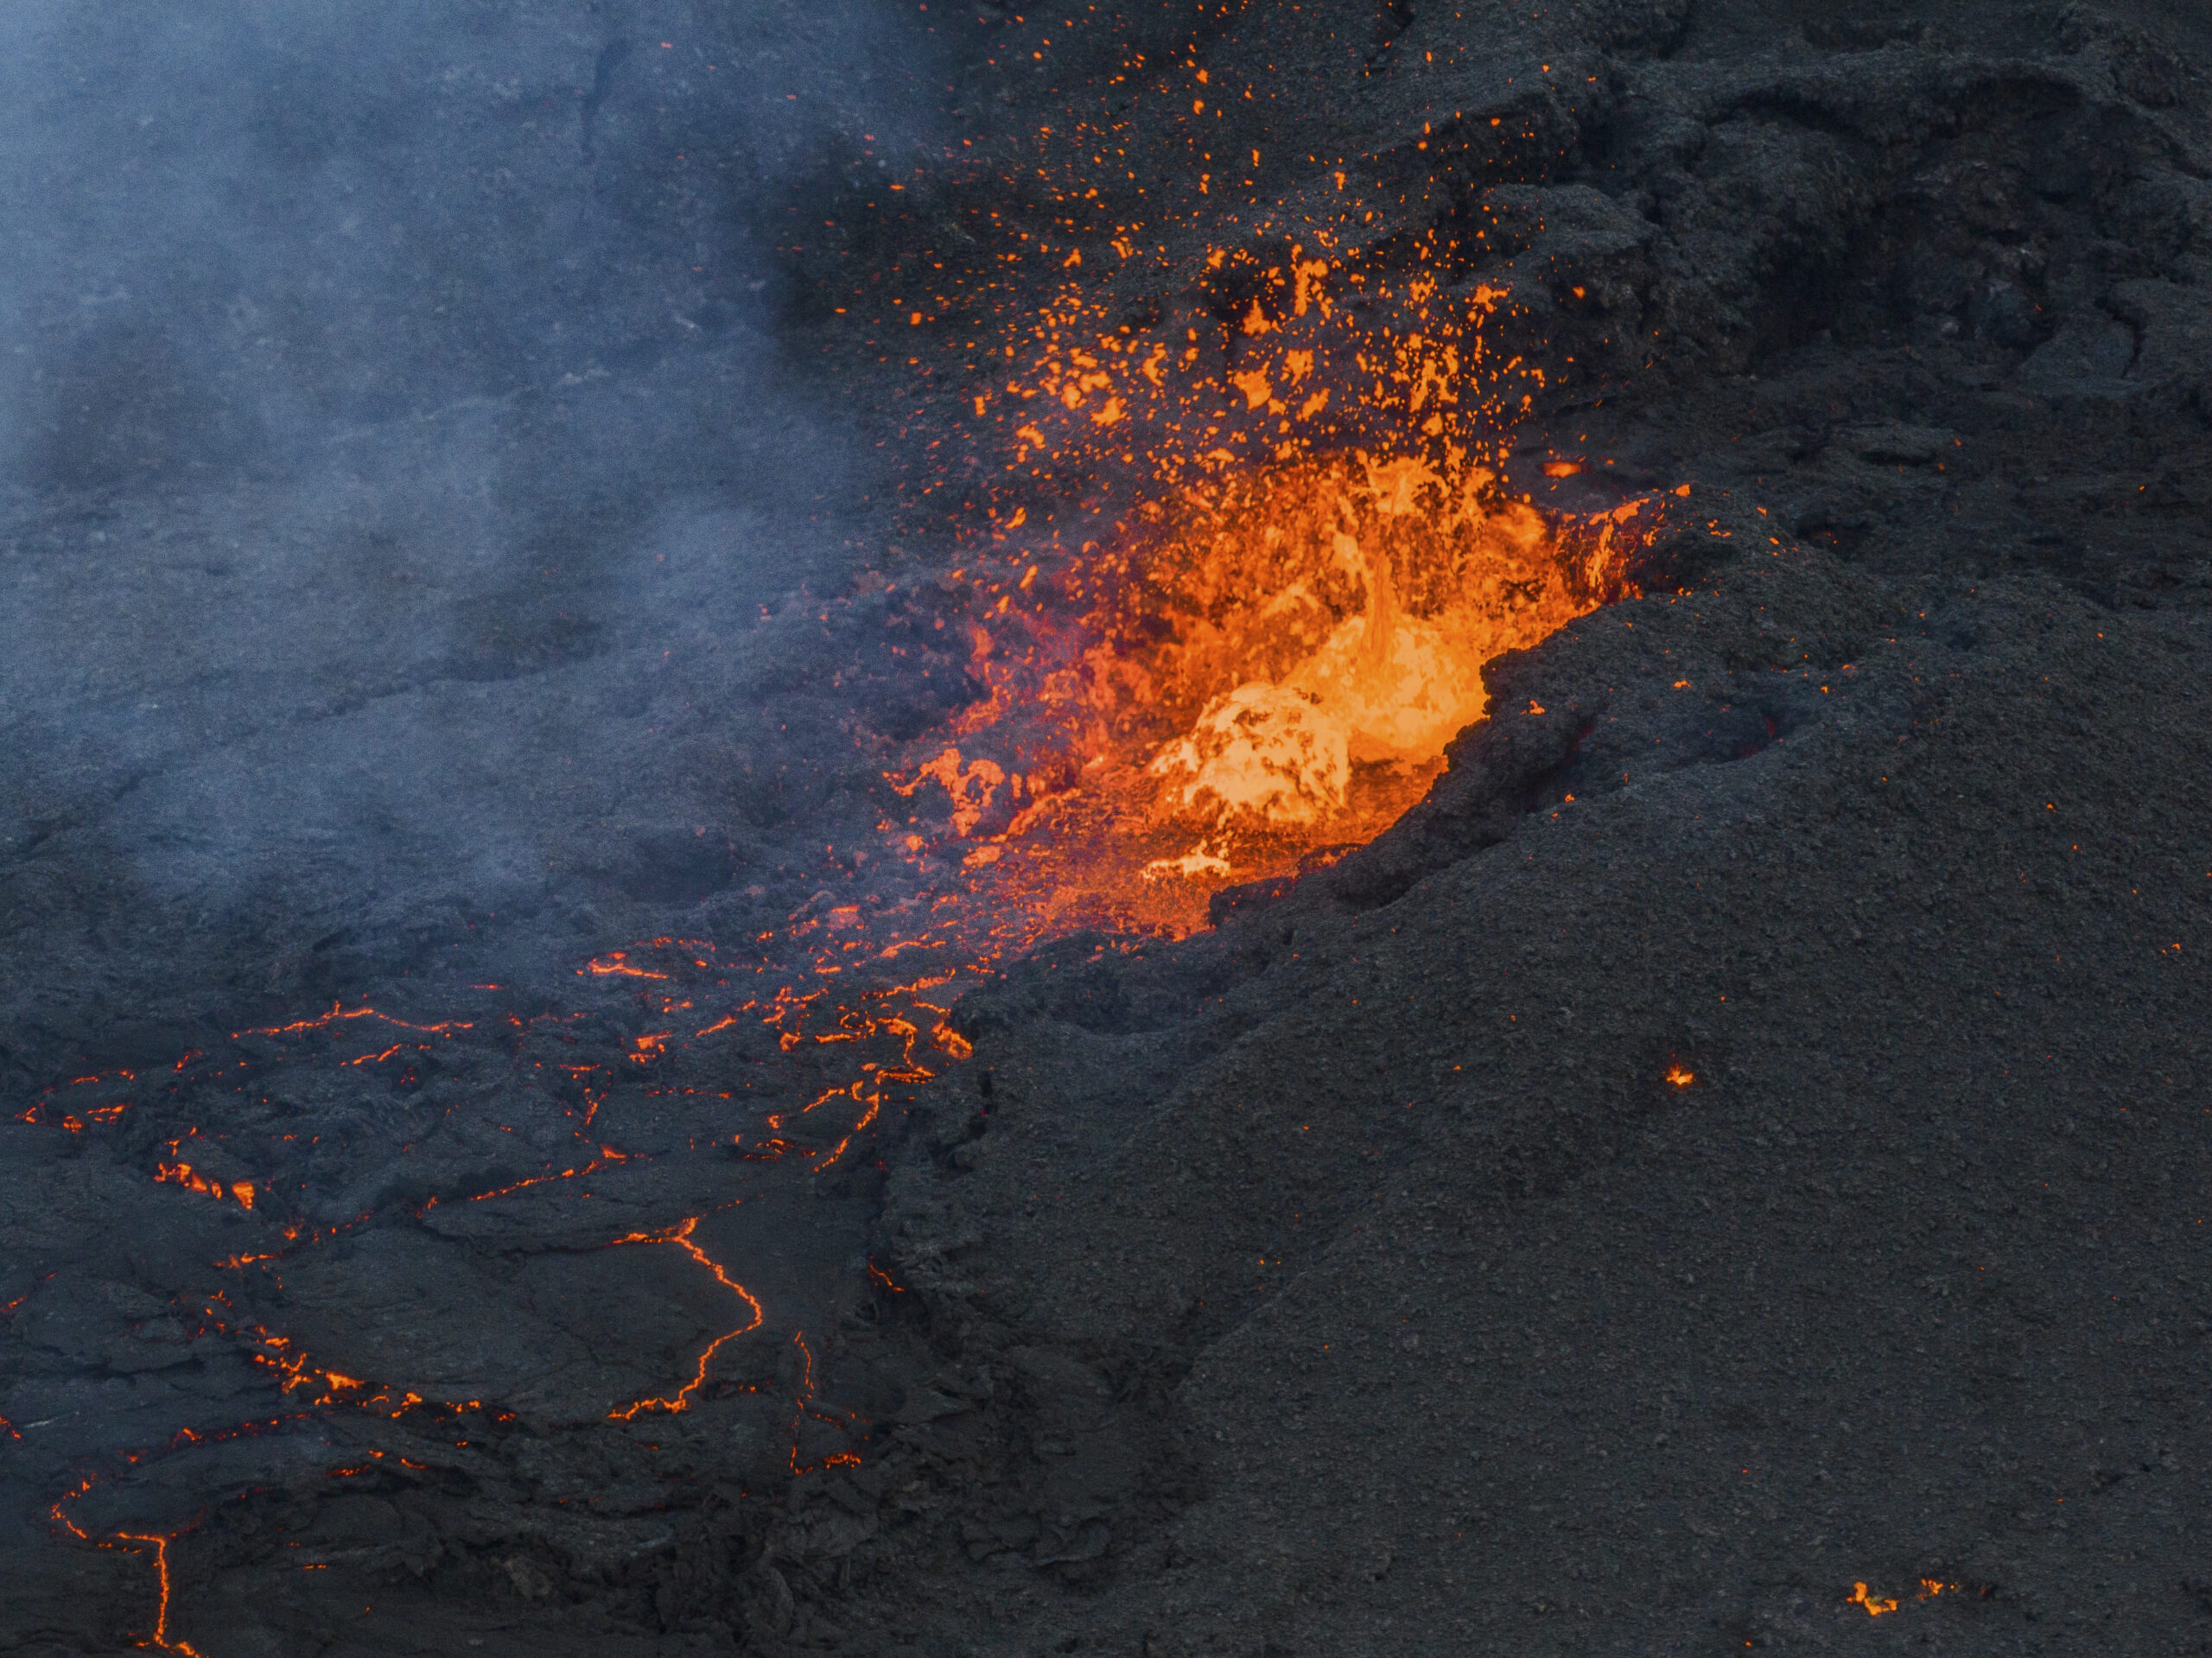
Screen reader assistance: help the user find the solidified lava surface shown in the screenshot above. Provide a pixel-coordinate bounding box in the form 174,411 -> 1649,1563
4,2 -> 2212,1655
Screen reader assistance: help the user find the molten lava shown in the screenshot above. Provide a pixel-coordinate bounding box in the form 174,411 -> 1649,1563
880,458 -> 1674,940
1848,1582 -> 1900,1616
606,1217 -> 766,1420
866,232 -> 1685,939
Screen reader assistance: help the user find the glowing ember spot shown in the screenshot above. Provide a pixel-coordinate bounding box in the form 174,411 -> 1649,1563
154,1163 -> 256,1210
1847,1583 -> 1899,1616
1665,1064 -> 1694,1088
1542,460 -> 1583,477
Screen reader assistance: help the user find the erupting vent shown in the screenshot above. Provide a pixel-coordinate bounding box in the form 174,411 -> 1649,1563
887,244 -> 1682,935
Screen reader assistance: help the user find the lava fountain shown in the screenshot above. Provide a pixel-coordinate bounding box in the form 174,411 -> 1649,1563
878,237 -> 1683,940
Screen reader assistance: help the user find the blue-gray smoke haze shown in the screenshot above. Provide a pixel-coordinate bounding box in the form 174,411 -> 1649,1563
0,2 -> 946,1068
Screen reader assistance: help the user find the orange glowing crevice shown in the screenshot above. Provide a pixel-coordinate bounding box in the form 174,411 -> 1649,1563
814,1096 -> 883,1172
20,1065 -> 141,1131
606,1218 -> 766,1420
234,1002 -> 471,1040
786,1331 -> 867,1475
802,1082 -> 861,1115
864,1260 -> 907,1294
3,1275 -> 51,1320
115,1531 -> 205,1656
1664,1064 -> 1694,1088
342,1042 -> 423,1068
584,950 -> 672,979
461,1146 -> 632,1205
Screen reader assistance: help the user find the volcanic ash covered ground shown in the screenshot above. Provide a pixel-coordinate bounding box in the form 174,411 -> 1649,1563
3,1 -> 2212,1655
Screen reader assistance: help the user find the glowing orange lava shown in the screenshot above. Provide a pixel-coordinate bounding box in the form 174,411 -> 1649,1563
33,99 -> 1695,1651
154,1162 -> 255,1210
874,457 -> 1673,943
787,1331 -> 864,1475
868,235 -> 1685,942
1848,1582 -> 1899,1616
606,1217 -> 766,1419
234,1002 -> 471,1040
115,1531 -> 204,1655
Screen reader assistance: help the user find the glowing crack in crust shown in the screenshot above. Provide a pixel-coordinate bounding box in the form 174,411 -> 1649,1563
606,1217 -> 766,1420
115,1532 -> 205,1656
